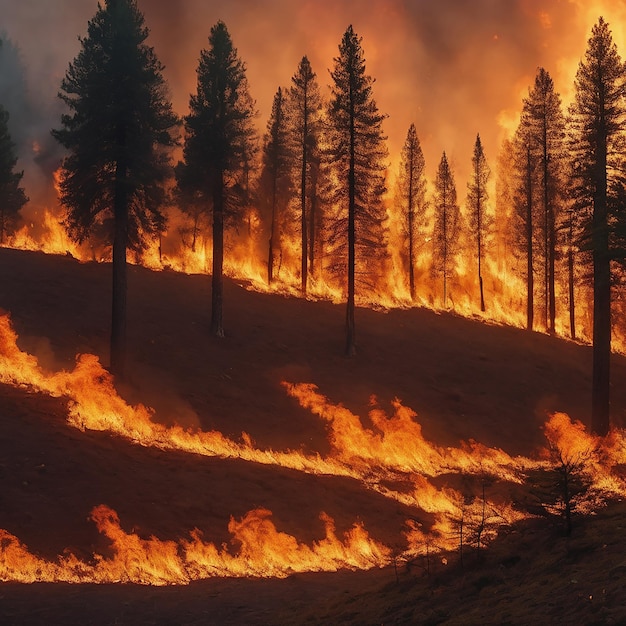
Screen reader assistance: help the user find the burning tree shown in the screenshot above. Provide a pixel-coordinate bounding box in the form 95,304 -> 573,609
326,25 -> 388,356
432,152 -> 460,308
52,0 -> 178,378
396,123 -> 428,301
466,134 -> 492,312
0,105 -> 28,243
258,87 -> 294,285
288,56 -> 323,295
568,17 -> 626,436
177,21 -> 257,338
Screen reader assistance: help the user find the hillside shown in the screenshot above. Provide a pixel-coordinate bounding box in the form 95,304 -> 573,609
1,247 -> 625,624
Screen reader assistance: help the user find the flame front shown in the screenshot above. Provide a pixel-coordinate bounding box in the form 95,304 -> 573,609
1,313 -> 626,584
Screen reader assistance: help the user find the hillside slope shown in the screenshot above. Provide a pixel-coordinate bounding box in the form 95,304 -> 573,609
0,247 -> 625,624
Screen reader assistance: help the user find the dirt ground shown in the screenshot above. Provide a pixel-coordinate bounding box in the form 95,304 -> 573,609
1,247 -> 625,624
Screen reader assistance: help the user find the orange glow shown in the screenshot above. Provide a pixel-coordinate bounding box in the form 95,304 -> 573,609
0,505 -> 389,584
1,314 -> 626,583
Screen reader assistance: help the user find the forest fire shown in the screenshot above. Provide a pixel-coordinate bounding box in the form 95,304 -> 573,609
3,3 -> 626,621
1,311 -> 625,585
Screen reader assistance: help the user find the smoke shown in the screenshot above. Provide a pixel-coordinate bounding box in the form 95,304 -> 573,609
1,0 -> 625,205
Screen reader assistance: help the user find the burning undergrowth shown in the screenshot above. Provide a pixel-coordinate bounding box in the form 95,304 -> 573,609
0,312 -> 625,584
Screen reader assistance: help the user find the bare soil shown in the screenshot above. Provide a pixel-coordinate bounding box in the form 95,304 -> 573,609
1,247 -> 625,625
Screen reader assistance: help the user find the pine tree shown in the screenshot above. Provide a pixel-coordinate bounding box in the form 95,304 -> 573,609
466,134 -> 492,312
52,0 -> 178,378
568,17 -> 626,435
259,87 -> 293,285
0,105 -> 28,242
327,25 -> 388,356
177,21 -> 256,337
432,151 -> 460,308
511,125 -> 537,331
397,123 -> 427,301
288,56 -> 323,294
524,68 -> 567,334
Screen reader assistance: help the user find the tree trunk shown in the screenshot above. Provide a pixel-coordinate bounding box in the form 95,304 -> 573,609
408,144 -> 415,301
526,145 -> 534,331
110,127 -> 128,379
568,229 -> 576,340
211,169 -> 225,338
591,133 -> 611,436
308,161 -> 318,279
268,177 -> 277,286
300,93 -> 308,295
346,80 -> 356,357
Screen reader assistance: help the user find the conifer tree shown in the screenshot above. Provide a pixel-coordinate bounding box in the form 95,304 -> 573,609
0,105 -> 28,242
466,134 -> 492,312
397,123 -> 427,301
288,56 -> 323,294
511,126 -> 537,331
259,87 -> 293,285
568,17 -> 626,435
432,152 -> 460,308
177,21 -> 256,337
52,0 -> 178,378
327,25 -> 388,356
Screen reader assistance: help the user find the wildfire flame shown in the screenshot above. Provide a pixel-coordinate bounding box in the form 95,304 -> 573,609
1,313 -> 625,584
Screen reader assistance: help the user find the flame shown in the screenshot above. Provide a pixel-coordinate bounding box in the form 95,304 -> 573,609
0,505 -> 389,584
2,313 -> 626,584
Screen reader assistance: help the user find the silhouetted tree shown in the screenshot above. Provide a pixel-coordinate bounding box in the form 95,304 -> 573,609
512,124 -> 538,331
568,17 -> 626,435
397,123 -> 427,301
177,21 -> 256,337
288,56 -> 323,294
52,0 -> 178,378
466,134 -> 491,312
327,25 -> 388,356
432,152 -> 460,308
0,105 -> 28,242
259,87 -> 293,285
523,68 -> 567,334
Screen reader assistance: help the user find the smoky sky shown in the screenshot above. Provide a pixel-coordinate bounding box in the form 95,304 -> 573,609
1,0 -> 625,195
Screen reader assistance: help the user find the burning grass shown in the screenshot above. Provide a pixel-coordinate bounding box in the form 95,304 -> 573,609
1,309 -> 626,587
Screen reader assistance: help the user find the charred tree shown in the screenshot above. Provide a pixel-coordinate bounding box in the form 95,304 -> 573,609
432,152 -> 460,308
177,21 -> 256,338
397,123 -> 427,301
288,56 -> 323,295
568,17 -> 626,436
0,105 -> 28,243
53,0 -> 178,378
327,25 -> 388,356
466,134 -> 492,312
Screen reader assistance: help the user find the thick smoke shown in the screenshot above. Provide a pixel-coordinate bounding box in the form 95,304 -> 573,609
1,0 -> 625,205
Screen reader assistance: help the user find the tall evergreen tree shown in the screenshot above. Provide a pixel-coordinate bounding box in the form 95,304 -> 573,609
524,68 -> 567,334
0,104 -> 28,242
52,0 -> 178,378
466,134 -> 491,312
288,56 -> 323,294
432,151 -> 460,308
177,21 -> 256,337
511,126 -> 537,331
397,123 -> 427,301
568,17 -> 626,435
259,87 -> 293,285
327,25 -> 388,356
